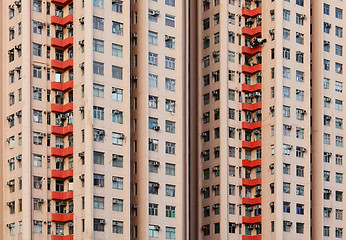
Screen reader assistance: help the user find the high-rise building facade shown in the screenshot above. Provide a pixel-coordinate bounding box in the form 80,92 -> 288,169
0,0 -> 345,240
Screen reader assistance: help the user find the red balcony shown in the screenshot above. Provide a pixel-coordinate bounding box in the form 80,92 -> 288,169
242,235 -> 262,240
242,197 -> 262,205
242,216 -> 262,224
242,178 -> 262,187
242,159 -> 262,168
242,121 -> 262,130
242,83 -> 262,92
242,7 -> 262,17
51,15 -> 73,26
51,59 -> 73,71
51,37 -> 74,49
52,191 -> 73,200
51,81 -> 74,92
51,102 -> 73,113
242,26 -> 262,37
52,235 -> 73,240
242,102 -> 262,111
51,146 -> 74,158
242,45 -> 262,55
51,169 -> 73,179
242,140 -> 262,149
52,125 -> 73,136
51,0 -> 73,6
51,212 -> 74,222
242,64 -> 262,74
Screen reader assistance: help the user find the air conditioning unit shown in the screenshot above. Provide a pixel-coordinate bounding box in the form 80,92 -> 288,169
302,148 -> 307,152
79,106 -> 84,111
8,50 -> 14,55
15,66 -> 21,71
66,24 -> 73,29
269,29 -> 274,34
204,112 -> 210,117
325,97 -> 331,102
269,164 -> 274,169
78,152 -> 85,158
38,199 -> 44,203
253,129 -> 261,135
212,71 -> 219,76
16,155 -> 22,160
79,17 -> 85,24
131,75 -> 138,80
269,106 -> 274,111
56,26 -> 63,31
153,183 -> 160,188
212,204 -> 218,209
7,202 -> 13,206
15,45 -> 21,50
287,221 -> 292,226
37,22 -> 44,28
100,220 -> 106,224
9,70 -> 14,74
151,10 -> 160,16
8,158 -> 14,164
154,225 -> 160,230
153,161 -> 160,166
212,166 -> 219,171
212,51 -> 219,56
113,198 -> 120,204
201,151 -> 208,156
288,145 -> 293,149
247,207 -> 253,211
119,134 -> 125,139
132,204 -> 137,209
153,126 -> 160,131
60,201 -> 67,206
212,185 -> 218,189
6,224 -> 12,228
79,62 -> 85,69
201,225 -> 209,230
248,225 -> 254,230
132,33 -> 137,38
212,90 -> 218,96
201,187 -> 207,192
79,40 -> 84,46
255,186 -> 261,191
67,222 -> 74,227
15,1 -> 21,6
56,91 -> 63,96
269,202 -> 274,207
78,174 -> 85,180
7,181 -> 14,186
287,125 -> 292,130
201,132 -> 208,137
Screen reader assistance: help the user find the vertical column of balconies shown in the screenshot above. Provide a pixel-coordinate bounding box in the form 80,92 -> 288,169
50,1 -> 74,239
241,2 -> 262,239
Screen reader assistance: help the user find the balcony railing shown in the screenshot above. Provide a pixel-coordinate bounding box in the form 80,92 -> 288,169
242,216 -> 262,224
51,212 -> 73,222
51,169 -> 73,179
52,125 -> 73,136
242,159 -> 262,168
51,14 -> 73,26
51,59 -> 73,71
51,146 -> 73,157
51,0 -> 73,6
51,80 -> 73,92
242,26 -> 262,37
242,83 -> 262,92
242,102 -> 262,111
52,235 -> 74,240
242,178 -> 262,187
242,64 -> 262,74
242,235 -> 262,240
242,7 -> 262,17
51,102 -> 73,113
242,197 -> 261,205
51,37 -> 74,49
52,191 -> 73,200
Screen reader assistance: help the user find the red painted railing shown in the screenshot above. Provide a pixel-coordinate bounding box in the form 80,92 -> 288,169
51,81 -> 73,92
242,102 -> 262,111
51,102 -> 73,113
51,15 -> 73,26
242,197 -> 262,205
52,125 -> 73,136
242,45 -> 262,55
51,146 -> 74,157
51,59 -> 73,71
242,26 -> 262,37
242,83 -> 262,92
242,235 -> 262,240
52,191 -> 73,200
51,37 -> 74,49
242,121 -> 262,130
52,235 -> 74,240
51,212 -> 74,222
242,159 -> 262,168
242,7 -> 262,17
51,169 -> 73,179
242,178 -> 262,187
242,216 -> 262,224
242,64 -> 262,74
242,140 -> 262,149
51,0 -> 73,6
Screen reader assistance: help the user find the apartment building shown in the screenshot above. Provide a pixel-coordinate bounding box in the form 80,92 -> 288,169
1,0 -> 346,240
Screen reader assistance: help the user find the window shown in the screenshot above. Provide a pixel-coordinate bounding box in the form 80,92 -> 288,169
324,4 -> 330,15
336,8 -> 343,19
283,9 -> 290,21
283,182 -> 290,193
165,56 -> 175,70
166,163 -> 175,176
336,209 -> 343,220
33,65 -> 42,78
336,118 -> 343,129
165,35 -> 175,49
149,74 -> 158,88
149,160 -> 159,173
336,228 -> 343,238
148,31 -> 158,45
93,196 -> 104,209
93,151 -> 104,165
283,28 -> 290,40
283,67 -> 290,79
93,39 -> 104,53
283,86 -> 290,98
283,202 -> 290,213
112,177 -> 123,190
94,174 -> 104,187
148,52 -> 158,66
336,100 -> 343,111
93,106 -> 104,120
165,14 -> 175,27
112,132 -> 124,146
283,163 -> 290,174
324,22 -> 331,34
296,166 -> 304,177
165,78 -> 176,92
324,78 -> 330,89
33,110 -> 42,123
296,108 -> 305,120
148,9 -> 159,22
296,71 -> 304,82
149,225 -> 159,237
33,220 -> 43,233
33,154 -> 42,167
112,0 -> 123,13
112,88 -> 123,101
296,13 -> 304,25
336,26 -> 343,37
336,155 -> 343,165
296,90 -> 304,101
149,203 -> 158,216
112,198 -> 123,212
166,205 -> 175,218
336,136 -> 343,147
93,84 -> 104,98
149,182 -> 159,195
33,21 -> 42,34
296,223 -> 304,234
94,219 -> 105,232
324,226 -> 330,236
335,81 -> 343,92
112,221 -> 123,234
93,0 -> 104,8
296,32 -> 304,44
93,61 -> 104,75
283,48 -> 290,59
149,139 -> 159,152
165,99 -> 175,113
112,21 -> 123,35
324,171 -> 330,181
166,185 -> 175,197
336,45 -> 343,56
33,43 -> 42,57
93,16 -> 104,31
324,59 -> 330,70
336,173 -> 343,183
33,176 -> 43,189
33,0 -> 42,12
283,221 -> 291,232
336,191 -> 343,202
283,105 -> 290,117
